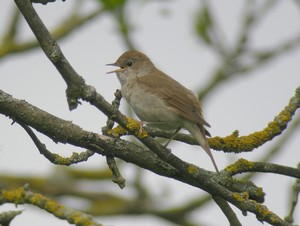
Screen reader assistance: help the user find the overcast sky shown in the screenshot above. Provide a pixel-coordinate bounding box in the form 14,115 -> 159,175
0,1 -> 300,226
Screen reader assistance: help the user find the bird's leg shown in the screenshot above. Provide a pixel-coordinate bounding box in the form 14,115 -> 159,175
164,127 -> 181,147
138,122 -> 181,148
138,121 -> 162,135
138,121 -> 146,135
138,121 -> 165,134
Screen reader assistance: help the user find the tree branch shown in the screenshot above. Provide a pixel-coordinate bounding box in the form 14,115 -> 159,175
213,196 -> 242,226
285,163 -> 300,224
0,210 -> 23,226
31,0 -> 63,4
226,158 -> 300,179
0,185 -> 102,226
103,89 -> 126,189
18,122 -> 95,165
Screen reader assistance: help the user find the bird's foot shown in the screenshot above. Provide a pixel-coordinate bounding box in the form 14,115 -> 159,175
138,121 -> 145,136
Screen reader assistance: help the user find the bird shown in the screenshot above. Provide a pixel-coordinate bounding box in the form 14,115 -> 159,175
107,50 -> 219,172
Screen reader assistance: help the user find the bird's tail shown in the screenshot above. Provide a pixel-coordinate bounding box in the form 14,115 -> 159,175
185,122 -> 219,173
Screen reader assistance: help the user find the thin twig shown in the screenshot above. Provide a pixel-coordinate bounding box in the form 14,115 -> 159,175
226,158 -> 300,179
242,113 -> 300,181
0,210 -> 23,226
103,89 -> 126,189
106,156 -> 126,189
213,196 -> 242,226
284,163 -> 300,224
2,6 -> 21,44
19,122 -> 95,165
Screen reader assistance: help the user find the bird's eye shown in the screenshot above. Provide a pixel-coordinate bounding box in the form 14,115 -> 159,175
126,60 -> 133,67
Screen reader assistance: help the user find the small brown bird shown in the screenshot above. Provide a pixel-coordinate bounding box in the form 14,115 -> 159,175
107,50 -> 219,172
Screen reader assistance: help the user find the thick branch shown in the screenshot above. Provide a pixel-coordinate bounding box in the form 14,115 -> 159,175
0,90 -> 177,180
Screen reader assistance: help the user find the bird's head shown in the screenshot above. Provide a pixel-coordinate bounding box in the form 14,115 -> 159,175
107,50 -> 155,85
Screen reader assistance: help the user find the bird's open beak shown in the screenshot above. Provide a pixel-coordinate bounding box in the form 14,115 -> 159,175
106,63 -> 125,74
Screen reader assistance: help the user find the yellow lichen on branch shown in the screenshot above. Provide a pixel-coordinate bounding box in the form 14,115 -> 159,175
232,192 -> 249,202
255,204 -> 283,224
225,158 -> 255,174
0,186 -> 102,226
107,117 -> 148,138
187,164 -> 199,174
210,87 -> 300,153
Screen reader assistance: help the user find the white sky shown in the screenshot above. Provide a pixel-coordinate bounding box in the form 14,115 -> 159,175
0,0 -> 300,226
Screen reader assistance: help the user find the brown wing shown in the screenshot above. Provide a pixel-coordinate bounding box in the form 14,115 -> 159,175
137,68 -> 211,128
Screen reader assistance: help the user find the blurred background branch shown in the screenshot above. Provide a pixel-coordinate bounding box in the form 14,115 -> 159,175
0,2 -> 105,58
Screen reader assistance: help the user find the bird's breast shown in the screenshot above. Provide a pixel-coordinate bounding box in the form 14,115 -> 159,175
121,80 -> 182,130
